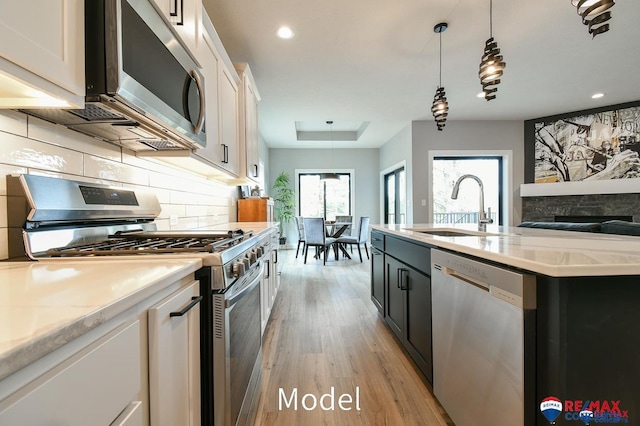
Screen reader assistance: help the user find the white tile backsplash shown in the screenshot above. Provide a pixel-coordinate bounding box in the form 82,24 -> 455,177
0,195 -> 6,228
0,118 -> 238,260
0,132 -> 83,174
84,154 -> 150,186
0,110 -> 27,137
0,164 -> 27,196
0,228 -> 7,260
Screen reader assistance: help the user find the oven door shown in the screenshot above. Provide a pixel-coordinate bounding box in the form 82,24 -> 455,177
90,0 -> 206,148
212,261 -> 263,426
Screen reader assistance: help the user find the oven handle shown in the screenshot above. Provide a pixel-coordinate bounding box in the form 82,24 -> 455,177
226,262 -> 263,308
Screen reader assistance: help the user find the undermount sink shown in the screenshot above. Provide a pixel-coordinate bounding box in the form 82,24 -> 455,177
405,228 -> 500,237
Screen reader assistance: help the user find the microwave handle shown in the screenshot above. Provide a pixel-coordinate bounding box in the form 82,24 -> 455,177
190,70 -> 206,134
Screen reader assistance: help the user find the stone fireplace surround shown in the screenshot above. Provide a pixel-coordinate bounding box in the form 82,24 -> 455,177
521,193 -> 640,223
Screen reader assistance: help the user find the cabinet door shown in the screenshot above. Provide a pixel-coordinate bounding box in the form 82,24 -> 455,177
385,256 -> 405,340
148,281 -> 201,426
0,321 -> 141,425
371,247 -> 385,316
244,82 -> 259,182
404,266 -> 433,384
261,256 -> 272,334
0,0 -> 84,106
150,0 -> 201,61
219,65 -> 240,175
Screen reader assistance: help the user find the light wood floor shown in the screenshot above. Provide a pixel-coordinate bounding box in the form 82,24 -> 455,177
254,248 -> 454,426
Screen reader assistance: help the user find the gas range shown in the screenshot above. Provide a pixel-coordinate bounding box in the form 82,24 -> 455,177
7,174 -> 268,290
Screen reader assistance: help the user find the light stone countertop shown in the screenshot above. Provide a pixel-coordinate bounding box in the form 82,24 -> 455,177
0,258 -> 202,381
372,223 -> 640,277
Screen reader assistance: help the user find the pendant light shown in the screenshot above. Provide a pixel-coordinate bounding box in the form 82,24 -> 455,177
478,0 -> 506,101
320,121 -> 339,181
431,22 -> 449,131
571,0 -> 614,38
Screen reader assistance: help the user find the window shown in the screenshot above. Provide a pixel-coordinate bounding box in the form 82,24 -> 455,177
298,173 -> 351,220
432,156 -> 503,225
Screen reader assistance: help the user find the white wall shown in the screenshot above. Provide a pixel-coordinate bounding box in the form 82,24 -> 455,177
379,124 -> 413,224
411,120 -> 525,224
268,147 -> 379,244
0,110 -> 237,260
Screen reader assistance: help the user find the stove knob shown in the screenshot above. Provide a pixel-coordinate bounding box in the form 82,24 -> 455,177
248,251 -> 257,265
242,257 -> 251,269
233,261 -> 246,277
255,247 -> 263,258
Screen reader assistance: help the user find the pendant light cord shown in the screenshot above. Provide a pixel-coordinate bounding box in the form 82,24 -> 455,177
439,32 -> 442,88
489,0 -> 493,37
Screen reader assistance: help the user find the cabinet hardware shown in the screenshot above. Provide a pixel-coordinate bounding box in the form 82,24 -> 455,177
221,144 -> 228,163
169,296 -> 202,317
265,260 -> 270,278
399,268 -> 408,290
253,164 -> 258,177
170,0 -> 184,25
274,249 -> 278,264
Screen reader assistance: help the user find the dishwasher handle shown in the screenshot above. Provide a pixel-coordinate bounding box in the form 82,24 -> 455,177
439,265 -> 490,293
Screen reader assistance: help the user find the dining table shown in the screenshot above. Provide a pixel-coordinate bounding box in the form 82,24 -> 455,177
325,221 -> 352,259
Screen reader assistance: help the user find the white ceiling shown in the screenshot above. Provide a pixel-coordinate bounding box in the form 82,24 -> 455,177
202,0 -> 640,149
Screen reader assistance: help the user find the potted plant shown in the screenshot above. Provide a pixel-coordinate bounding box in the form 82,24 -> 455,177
273,171 -> 295,245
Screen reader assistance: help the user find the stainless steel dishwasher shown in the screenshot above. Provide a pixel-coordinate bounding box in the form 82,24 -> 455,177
431,249 -> 536,426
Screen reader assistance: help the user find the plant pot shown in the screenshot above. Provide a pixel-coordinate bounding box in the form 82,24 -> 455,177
279,237 -> 287,245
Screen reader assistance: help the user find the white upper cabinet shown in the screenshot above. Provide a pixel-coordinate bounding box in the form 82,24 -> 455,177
0,0 -> 84,108
194,13 -> 240,176
149,0 -> 202,64
235,63 -> 261,184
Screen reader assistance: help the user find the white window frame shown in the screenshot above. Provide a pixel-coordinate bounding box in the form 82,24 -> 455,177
427,150 -> 513,227
294,168 -> 356,218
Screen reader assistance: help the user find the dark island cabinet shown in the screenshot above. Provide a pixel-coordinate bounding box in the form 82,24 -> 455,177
370,231 -> 385,315
378,233 -> 433,385
370,246 -> 385,315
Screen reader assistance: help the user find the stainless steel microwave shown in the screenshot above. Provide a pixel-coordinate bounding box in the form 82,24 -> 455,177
22,0 -> 206,152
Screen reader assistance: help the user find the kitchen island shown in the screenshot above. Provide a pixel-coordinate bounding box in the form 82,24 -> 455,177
370,223 -> 640,426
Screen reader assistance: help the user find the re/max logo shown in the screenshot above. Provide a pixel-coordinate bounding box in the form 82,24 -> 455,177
563,400 -> 629,423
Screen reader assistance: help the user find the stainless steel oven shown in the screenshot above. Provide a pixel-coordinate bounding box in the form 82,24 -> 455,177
7,174 -> 267,426
211,259 -> 263,426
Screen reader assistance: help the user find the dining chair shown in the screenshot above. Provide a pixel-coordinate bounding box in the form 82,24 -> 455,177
336,216 -> 370,262
294,216 -> 306,258
303,217 -> 337,265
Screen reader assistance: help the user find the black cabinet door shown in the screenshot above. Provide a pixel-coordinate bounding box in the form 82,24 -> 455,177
404,265 -> 433,384
371,247 -> 384,315
385,256 -> 404,340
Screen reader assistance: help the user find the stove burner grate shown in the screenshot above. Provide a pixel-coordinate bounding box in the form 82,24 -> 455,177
45,235 -> 242,257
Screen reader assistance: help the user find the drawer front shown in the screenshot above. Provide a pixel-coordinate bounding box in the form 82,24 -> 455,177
385,235 -> 431,275
0,321 -> 141,426
371,231 -> 384,250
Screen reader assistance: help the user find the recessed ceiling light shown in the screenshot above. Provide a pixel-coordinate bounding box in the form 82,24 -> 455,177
591,93 -> 604,99
276,26 -> 294,39
476,92 -> 486,98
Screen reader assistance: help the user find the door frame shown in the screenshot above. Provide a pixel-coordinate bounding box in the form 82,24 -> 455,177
379,160 -> 407,225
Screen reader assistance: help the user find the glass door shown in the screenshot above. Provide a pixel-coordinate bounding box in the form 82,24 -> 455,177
384,167 -> 405,224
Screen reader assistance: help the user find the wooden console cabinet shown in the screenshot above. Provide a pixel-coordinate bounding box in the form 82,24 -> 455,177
238,198 -> 273,222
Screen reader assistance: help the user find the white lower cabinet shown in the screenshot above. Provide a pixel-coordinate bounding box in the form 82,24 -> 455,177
148,280 -> 201,426
260,229 -> 280,335
0,320 -> 142,426
0,273 -> 200,426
